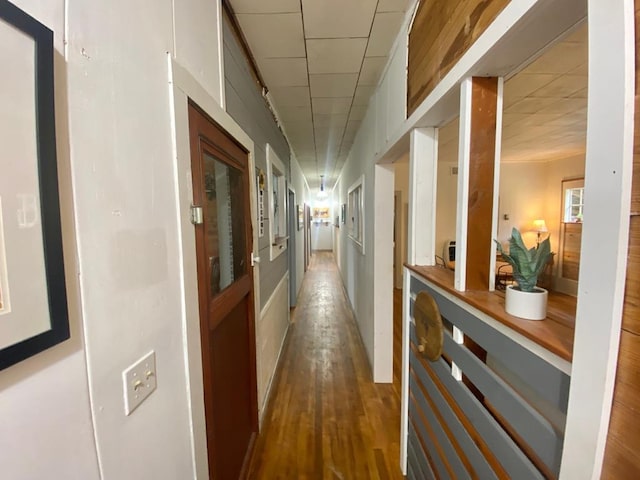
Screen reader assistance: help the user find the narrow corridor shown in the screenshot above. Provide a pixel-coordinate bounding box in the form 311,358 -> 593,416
248,252 -> 403,479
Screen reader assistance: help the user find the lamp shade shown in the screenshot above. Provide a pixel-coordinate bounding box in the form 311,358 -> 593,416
533,219 -> 548,233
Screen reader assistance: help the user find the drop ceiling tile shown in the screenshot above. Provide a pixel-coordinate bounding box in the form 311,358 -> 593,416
269,86 -> 311,107
502,113 -> 528,127
524,42 -> 587,75
260,58 -> 309,87
535,98 -> 586,115
312,97 -> 352,114
302,0 -> 377,38
284,121 -> 314,138
353,85 -> 375,106
530,74 -> 588,98
345,119 -> 362,136
313,113 -> 349,129
236,13 -> 305,58
276,105 -> 313,122
504,73 -> 555,101
306,38 -> 367,74
377,0 -> 412,12
546,113 -> 587,127
349,105 -> 368,121
289,140 -> 316,155
562,23 -> 588,44
570,87 -> 588,99
310,74 -> 358,97
504,97 -> 558,114
365,12 -> 404,57
358,57 -> 386,85
315,124 -> 345,140
230,0 -> 300,13
568,63 -> 588,76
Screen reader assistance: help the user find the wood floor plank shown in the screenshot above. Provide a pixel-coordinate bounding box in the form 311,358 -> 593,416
247,252 -> 404,479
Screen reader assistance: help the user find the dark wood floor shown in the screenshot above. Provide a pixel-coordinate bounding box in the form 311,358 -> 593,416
247,252 -> 403,479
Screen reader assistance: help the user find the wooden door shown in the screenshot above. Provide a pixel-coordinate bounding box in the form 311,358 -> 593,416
188,102 -> 258,480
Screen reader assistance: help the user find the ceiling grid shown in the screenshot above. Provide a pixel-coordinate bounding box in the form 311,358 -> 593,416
230,0 -> 413,190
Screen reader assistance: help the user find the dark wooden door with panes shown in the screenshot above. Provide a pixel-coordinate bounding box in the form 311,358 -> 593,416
188,102 -> 258,479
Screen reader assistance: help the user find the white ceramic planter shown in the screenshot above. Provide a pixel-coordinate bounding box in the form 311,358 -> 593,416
505,285 -> 548,320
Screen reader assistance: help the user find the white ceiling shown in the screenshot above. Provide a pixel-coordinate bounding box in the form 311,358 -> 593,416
438,23 -> 588,165
229,0 -> 414,190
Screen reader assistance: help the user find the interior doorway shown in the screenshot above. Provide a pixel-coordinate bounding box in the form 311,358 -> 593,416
188,102 -> 259,479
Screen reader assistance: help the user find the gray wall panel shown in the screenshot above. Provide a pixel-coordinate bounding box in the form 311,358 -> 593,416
409,422 -> 436,480
410,376 -> 471,479
409,364 -> 498,479
407,438 -> 429,480
409,274 -> 570,414
409,402 -> 449,479
443,333 -> 563,474
410,326 -> 544,479
223,21 -> 291,308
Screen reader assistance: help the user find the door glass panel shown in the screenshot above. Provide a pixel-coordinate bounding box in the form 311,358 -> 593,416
203,152 -> 247,296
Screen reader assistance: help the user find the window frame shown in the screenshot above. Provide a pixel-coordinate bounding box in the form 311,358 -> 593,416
266,144 -> 287,260
562,177 -> 585,223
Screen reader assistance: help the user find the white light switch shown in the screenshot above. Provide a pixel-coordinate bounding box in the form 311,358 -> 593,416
122,350 -> 157,415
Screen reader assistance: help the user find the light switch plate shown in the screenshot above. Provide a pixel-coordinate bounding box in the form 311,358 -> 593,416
122,350 -> 157,415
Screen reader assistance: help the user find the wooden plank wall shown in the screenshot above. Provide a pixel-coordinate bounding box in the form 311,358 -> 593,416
561,223 -> 582,281
407,0 -> 510,116
601,1 -> 640,476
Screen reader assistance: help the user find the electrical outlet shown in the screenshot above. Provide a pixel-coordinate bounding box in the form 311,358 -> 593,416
122,350 -> 157,415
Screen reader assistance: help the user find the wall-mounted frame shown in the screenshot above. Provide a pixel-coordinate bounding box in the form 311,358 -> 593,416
348,175 -> 365,254
0,0 -> 69,370
341,203 -> 346,224
297,204 -> 303,231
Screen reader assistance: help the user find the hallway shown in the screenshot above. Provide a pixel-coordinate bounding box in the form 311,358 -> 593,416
248,252 -> 403,479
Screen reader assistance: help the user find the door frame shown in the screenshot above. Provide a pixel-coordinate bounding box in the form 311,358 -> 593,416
287,186 -> 296,307
169,58 -> 260,479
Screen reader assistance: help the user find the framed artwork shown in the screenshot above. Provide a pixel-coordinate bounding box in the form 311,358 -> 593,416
341,203 -> 346,224
348,176 -> 365,254
312,207 -> 330,219
0,1 -> 69,370
297,204 -> 303,231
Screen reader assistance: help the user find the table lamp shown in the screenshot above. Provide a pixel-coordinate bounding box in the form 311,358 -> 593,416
533,219 -> 548,248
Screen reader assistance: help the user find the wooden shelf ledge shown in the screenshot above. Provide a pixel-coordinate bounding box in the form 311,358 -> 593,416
405,264 -> 576,362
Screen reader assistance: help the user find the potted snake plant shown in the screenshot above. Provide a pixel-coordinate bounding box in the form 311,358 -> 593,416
495,228 -> 552,320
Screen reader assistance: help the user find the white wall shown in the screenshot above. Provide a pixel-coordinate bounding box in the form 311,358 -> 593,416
333,13 -> 410,381
290,155 -> 309,298
1,2 -> 98,478
311,221 -> 333,251
66,0 -> 220,475
1,0 -> 232,478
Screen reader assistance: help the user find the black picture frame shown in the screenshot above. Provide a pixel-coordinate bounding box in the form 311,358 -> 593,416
0,0 -> 69,370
